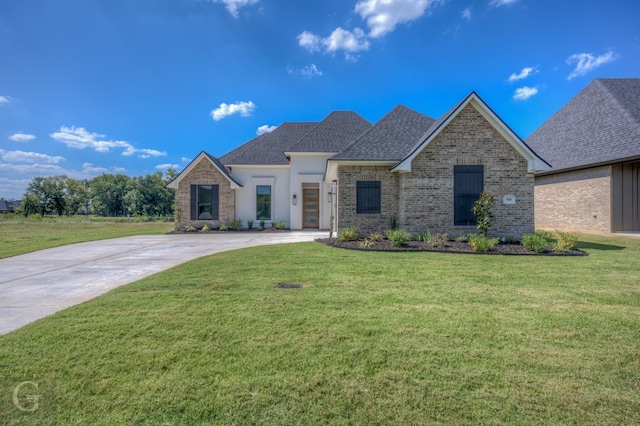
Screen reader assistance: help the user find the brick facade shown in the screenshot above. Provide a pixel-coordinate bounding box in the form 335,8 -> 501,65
534,166 -> 611,234
337,104 -> 535,238
175,159 -> 236,229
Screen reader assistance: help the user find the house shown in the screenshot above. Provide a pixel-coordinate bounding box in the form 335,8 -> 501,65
526,78 -> 640,233
0,200 -> 21,214
169,92 -> 549,237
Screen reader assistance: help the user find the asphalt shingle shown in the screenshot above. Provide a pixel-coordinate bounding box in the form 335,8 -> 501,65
287,111 -> 372,153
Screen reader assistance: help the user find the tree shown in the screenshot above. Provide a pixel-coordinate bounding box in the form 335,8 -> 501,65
65,178 -> 90,215
23,175 -> 68,216
89,174 -> 131,216
471,192 -> 495,237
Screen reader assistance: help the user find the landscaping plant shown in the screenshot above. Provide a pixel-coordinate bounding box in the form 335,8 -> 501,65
386,229 -> 412,247
338,226 -> 358,241
469,233 -> 499,253
471,192 -> 495,237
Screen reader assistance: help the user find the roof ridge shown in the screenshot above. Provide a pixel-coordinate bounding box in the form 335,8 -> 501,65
596,79 -> 640,137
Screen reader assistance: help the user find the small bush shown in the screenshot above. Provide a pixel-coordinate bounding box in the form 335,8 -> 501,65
368,233 -> 384,242
469,233 -> 499,253
273,220 -> 287,230
230,219 -> 243,231
415,229 -> 432,242
472,192 -> 495,237
360,239 -> 374,248
259,220 -> 265,230
431,233 -> 449,247
386,229 -> 412,247
200,225 -> 209,232
553,231 -> 577,253
338,226 -> 358,241
218,224 -> 228,231
247,220 -> 254,230
186,225 -> 196,232
522,232 -> 550,253
455,234 -> 469,243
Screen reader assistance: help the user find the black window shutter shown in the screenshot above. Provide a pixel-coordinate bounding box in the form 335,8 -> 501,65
454,166 -> 484,225
212,185 -> 219,220
357,181 -> 381,214
190,184 -> 197,220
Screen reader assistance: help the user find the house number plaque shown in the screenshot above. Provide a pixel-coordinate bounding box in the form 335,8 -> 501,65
503,195 -> 516,204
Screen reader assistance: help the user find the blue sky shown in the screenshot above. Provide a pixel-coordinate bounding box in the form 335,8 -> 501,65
1,0 -> 638,199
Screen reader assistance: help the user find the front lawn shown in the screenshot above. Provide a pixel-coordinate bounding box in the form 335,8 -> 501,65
1,235 -> 639,424
0,215 -> 173,258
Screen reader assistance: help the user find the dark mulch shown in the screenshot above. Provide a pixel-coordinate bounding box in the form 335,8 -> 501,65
316,238 -> 587,256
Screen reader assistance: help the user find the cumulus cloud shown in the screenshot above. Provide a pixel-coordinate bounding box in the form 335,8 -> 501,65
211,101 -> 256,121
50,126 -> 166,157
0,177 -> 31,200
212,0 -> 259,18
9,133 -> 36,142
256,125 -> 277,135
181,157 -> 192,163
155,163 -> 180,171
566,50 -> 616,80
355,0 -> 441,38
508,66 -> 537,82
490,0 -> 519,7
2,150 -> 65,164
513,86 -> 539,100
82,162 -> 109,174
287,64 -> 323,79
0,96 -> 9,104
0,162 -> 68,175
298,28 -> 370,60
298,31 -> 323,53
461,7 -> 472,21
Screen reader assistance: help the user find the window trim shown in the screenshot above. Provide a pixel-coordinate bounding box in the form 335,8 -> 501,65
256,185 -> 272,221
190,184 -> 219,221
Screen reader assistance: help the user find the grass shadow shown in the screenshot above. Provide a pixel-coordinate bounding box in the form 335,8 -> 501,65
578,241 -> 626,251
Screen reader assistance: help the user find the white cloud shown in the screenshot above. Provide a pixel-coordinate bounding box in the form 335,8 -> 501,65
513,86 -> 539,100
9,133 -> 36,142
0,162 -> 68,175
113,167 -> 127,173
0,96 -> 9,104
461,7 -> 472,21
155,163 -> 180,171
287,64 -> 323,79
212,0 -> 259,18
566,50 -> 616,80
508,66 -> 537,82
181,157 -> 191,163
1,149 -> 65,164
211,101 -> 256,121
355,0 -> 441,38
490,0 -> 519,7
256,125 -> 277,135
298,28 -> 369,60
298,31 -> 323,53
0,177 -> 31,200
50,126 -> 166,158
82,162 -> 109,174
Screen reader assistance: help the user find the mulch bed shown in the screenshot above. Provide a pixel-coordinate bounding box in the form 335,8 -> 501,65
316,238 -> 587,256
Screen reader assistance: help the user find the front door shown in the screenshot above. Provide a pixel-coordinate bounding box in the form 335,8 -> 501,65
302,186 -> 320,228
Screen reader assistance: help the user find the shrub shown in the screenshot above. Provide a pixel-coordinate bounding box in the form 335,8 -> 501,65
200,225 -> 209,232
553,231 -> 577,253
273,220 -> 287,230
218,224 -> 228,231
386,229 -> 412,247
186,225 -> 196,232
469,233 -> 499,253
415,229 -> 432,242
360,239 -> 374,248
338,226 -> 358,241
472,192 -> 495,237
368,232 -> 384,242
230,219 -> 243,231
247,220 -> 254,230
455,234 -> 469,243
259,220 -> 265,230
522,232 -> 550,253
431,233 -> 449,247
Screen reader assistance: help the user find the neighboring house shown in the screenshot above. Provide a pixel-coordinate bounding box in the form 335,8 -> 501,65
527,78 -> 640,233
0,200 -> 21,213
169,92 -> 549,237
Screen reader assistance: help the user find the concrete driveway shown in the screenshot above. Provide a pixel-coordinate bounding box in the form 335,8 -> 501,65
0,231 -> 324,335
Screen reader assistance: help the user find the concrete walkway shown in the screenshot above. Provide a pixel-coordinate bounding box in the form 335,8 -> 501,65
0,231 -> 324,335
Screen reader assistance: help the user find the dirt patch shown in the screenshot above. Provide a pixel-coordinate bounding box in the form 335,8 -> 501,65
316,238 -> 586,256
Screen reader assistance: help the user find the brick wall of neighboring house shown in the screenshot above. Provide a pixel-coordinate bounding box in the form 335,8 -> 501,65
534,166 -> 612,234
337,165 -> 399,235
400,103 -> 535,238
176,158 -> 235,228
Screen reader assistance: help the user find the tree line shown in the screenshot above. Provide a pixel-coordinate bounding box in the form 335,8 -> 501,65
19,170 -> 177,217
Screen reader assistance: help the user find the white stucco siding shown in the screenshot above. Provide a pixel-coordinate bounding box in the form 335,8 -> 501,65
288,154 -> 333,230
229,166 -> 291,227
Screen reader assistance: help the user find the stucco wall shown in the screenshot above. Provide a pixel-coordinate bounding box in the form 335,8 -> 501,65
534,166 -> 612,233
289,154 -> 332,230
176,158 -> 235,228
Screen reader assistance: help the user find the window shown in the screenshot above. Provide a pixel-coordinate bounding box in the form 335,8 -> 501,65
256,185 -> 271,220
454,165 -> 483,226
190,184 -> 219,220
357,181 -> 381,214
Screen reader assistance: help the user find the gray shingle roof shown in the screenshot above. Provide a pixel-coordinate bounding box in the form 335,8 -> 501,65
331,105 -> 435,161
287,111 -> 372,153
204,152 -> 243,187
526,78 -> 640,172
220,122 -> 317,165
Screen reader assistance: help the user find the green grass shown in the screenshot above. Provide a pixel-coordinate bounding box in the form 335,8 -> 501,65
1,235 -> 639,424
0,215 -> 173,258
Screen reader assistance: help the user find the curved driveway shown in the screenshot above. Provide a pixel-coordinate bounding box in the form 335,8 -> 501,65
0,231 -> 324,335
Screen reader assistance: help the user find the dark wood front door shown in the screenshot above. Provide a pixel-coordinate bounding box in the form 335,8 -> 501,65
302,187 -> 319,228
